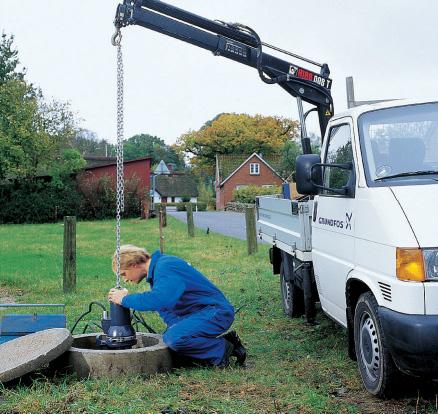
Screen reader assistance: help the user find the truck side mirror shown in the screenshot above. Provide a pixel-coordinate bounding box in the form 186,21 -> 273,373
296,154 -> 322,195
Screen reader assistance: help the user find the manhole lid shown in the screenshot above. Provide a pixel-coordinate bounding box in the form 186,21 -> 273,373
0,328 -> 72,383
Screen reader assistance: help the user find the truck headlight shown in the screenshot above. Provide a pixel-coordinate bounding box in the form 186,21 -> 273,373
423,249 -> 438,280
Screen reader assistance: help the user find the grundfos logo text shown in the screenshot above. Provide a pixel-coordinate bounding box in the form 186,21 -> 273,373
318,217 -> 344,228
318,212 -> 353,230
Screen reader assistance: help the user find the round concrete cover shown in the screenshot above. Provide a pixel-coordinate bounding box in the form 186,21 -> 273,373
0,328 -> 73,383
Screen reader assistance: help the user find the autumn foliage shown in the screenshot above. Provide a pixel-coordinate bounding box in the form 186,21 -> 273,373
175,113 -> 299,175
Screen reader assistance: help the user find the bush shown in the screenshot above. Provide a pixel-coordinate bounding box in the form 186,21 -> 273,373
208,198 -> 216,211
176,202 -> 186,211
0,175 -> 147,224
197,182 -> 214,206
77,176 -> 115,220
77,175 -> 146,220
0,179 -> 82,224
232,185 -> 281,204
176,202 -> 207,212
196,202 -> 207,211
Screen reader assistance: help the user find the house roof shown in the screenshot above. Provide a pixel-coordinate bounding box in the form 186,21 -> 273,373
217,153 -> 284,185
154,160 -> 171,175
84,156 -> 152,171
155,174 -> 198,197
84,156 -> 117,168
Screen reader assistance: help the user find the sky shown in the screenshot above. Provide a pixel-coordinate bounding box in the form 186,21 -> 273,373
2,0 -> 438,146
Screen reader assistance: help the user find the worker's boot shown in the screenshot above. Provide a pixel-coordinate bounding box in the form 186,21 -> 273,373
218,339 -> 234,368
224,330 -> 246,366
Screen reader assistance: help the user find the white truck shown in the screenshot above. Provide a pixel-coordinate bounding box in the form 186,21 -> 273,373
257,99 -> 438,397
113,0 -> 438,398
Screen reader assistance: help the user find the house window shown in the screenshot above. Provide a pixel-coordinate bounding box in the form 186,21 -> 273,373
235,185 -> 248,190
249,163 -> 260,175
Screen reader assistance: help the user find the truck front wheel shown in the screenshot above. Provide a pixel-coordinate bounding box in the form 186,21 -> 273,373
280,262 -> 304,317
354,292 -> 399,397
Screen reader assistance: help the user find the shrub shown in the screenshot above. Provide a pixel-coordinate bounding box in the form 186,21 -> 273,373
232,185 -> 281,204
208,198 -> 216,211
77,175 -> 146,220
196,202 -> 207,211
0,174 -> 147,224
0,179 -> 81,224
176,202 -> 207,212
197,182 -> 214,206
176,202 -> 186,211
77,176 -> 115,220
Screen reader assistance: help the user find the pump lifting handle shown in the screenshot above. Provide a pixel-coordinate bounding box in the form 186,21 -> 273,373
114,0 -> 334,150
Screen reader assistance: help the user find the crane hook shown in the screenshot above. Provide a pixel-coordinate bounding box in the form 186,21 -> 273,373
111,28 -> 122,46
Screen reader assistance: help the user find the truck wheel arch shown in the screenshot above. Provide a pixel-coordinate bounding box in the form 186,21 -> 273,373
345,275 -> 380,360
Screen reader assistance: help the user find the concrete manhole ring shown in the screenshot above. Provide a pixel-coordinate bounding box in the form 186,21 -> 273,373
61,333 -> 173,379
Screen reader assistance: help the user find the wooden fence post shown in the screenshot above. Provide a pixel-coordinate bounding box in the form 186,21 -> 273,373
159,207 -> 165,253
142,198 -> 150,220
186,204 -> 195,237
161,204 -> 167,227
63,216 -> 76,293
245,206 -> 258,255
154,203 -> 161,219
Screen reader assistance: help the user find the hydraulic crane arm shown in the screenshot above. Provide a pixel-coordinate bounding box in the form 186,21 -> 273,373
114,0 -> 334,152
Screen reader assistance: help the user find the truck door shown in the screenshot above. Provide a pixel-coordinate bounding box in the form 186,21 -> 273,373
312,120 -> 356,326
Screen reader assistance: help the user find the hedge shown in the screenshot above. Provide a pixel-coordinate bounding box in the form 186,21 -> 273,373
232,185 -> 281,204
176,202 -> 207,212
0,176 -> 146,224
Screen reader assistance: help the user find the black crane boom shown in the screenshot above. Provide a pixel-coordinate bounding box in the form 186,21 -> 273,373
114,0 -> 334,150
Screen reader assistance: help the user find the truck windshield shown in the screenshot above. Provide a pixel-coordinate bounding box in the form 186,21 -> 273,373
358,102 -> 438,183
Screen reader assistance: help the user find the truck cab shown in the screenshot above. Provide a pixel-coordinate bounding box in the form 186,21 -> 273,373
258,99 -> 438,397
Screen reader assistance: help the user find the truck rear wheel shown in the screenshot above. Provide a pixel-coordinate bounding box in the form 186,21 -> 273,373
280,262 -> 304,317
354,292 -> 399,398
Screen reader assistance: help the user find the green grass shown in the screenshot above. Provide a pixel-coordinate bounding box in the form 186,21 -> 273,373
0,217 -> 437,413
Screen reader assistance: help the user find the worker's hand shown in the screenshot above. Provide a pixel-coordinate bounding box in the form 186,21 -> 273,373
108,288 -> 129,305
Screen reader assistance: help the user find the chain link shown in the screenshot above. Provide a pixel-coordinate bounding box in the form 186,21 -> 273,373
115,33 -> 125,288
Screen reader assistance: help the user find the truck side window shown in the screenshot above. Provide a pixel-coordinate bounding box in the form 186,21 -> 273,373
323,124 -> 353,194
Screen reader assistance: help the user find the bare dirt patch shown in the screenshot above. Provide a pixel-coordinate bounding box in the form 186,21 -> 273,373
343,382 -> 438,414
0,283 -> 23,304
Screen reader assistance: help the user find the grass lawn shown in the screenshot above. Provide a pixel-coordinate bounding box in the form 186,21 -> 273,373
1,217 -> 437,413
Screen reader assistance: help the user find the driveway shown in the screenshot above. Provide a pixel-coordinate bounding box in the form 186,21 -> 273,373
167,210 -> 250,241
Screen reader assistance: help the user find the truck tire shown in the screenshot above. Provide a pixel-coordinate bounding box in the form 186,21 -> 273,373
354,292 -> 399,398
280,262 -> 304,318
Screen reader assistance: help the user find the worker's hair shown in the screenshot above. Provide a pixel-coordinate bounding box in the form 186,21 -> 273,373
112,244 -> 151,273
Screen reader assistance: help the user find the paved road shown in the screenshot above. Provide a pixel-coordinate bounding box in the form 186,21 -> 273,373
167,210 -> 250,241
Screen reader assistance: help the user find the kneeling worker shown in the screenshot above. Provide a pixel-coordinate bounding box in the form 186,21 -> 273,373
108,245 -> 246,367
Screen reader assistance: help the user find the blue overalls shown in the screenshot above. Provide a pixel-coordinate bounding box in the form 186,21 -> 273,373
122,251 -> 234,365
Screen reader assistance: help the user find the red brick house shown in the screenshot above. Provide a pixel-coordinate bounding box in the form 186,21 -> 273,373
215,153 -> 284,210
77,156 -> 152,194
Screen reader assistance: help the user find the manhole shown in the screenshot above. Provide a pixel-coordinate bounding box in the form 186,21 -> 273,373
58,333 -> 172,379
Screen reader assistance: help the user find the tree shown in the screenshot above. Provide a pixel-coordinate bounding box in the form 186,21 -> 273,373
123,133 -> 185,170
0,33 -> 24,85
0,79 -> 43,179
0,34 -> 80,181
277,140 -> 302,180
176,113 -> 299,175
70,128 -> 115,157
49,149 -> 87,188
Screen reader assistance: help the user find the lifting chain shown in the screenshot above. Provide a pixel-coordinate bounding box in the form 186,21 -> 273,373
113,28 -> 124,288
